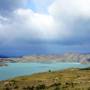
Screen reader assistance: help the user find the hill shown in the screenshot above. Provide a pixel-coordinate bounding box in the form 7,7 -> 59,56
0,53 -> 90,64
0,68 -> 90,90
11,53 -> 90,63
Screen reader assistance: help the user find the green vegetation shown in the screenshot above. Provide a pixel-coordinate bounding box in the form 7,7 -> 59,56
0,67 -> 90,90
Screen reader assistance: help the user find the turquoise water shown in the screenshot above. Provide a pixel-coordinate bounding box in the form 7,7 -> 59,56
0,62 -> 90,80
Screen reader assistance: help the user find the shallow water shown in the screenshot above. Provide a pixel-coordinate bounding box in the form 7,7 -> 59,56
0,62 -> 90,80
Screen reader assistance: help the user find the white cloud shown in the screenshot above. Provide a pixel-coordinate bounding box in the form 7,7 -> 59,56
13,8 -> 73,41
48,0 -> 90,42
0,0 -> 90,46
0,8 -> 62,44
48,0 -> 90,17
14,8 -> 60,40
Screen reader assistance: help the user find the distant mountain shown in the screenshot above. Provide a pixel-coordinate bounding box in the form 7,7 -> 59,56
11,53 -> 90,63
0,55 -> 9,58
0,53 -> 90,63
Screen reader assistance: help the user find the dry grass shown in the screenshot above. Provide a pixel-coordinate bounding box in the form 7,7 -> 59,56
0,68 -> 90,90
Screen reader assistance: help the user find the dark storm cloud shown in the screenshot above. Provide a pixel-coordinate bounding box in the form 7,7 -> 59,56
69,18 -> 90,44
0,0 -> 90,56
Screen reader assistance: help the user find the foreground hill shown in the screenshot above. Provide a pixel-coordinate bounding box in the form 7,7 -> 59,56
0,67 -> 90,90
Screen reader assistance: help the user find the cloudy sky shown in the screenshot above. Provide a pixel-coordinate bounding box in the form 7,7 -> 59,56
0,0 -> 90,56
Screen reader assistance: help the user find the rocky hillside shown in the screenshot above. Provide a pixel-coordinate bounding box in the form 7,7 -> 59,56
0,67 -> 90,90
0,53 -> 90,63
11,53 -> 90,63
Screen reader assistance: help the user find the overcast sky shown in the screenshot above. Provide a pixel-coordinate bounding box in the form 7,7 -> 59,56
0,0 -> 90,56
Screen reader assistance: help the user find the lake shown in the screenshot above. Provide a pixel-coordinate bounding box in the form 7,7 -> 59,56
0,62 -> 90,80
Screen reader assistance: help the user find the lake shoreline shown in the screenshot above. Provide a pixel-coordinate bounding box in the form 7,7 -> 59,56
0,67 -> 90,90
0,62 -> 90,81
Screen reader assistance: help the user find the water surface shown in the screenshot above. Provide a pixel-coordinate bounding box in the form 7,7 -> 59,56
0,62 -> 90,80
